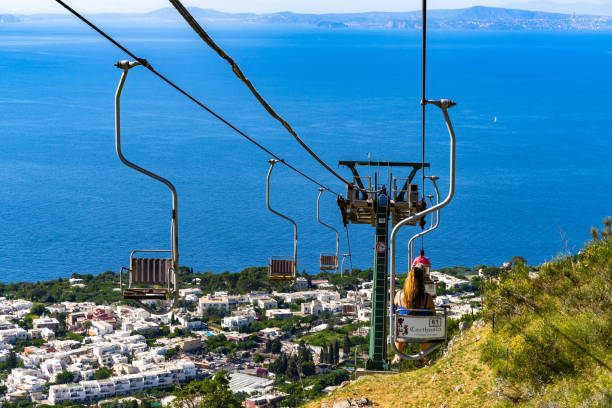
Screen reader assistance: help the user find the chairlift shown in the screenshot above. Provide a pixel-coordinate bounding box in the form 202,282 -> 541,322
317,188 -> 339,272
114,60 -> 179,314
266,159 -> 298,281
388,99 -> 457,360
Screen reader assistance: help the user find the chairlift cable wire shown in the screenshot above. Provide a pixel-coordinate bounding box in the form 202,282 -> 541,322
53,0 -> 342,196
421,0 -> 428,252
168,0 -> 353,188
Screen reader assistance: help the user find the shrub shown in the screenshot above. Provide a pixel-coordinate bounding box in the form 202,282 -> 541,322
480,224 -> 612,403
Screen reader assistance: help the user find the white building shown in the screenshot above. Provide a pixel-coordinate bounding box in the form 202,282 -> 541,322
257,298 -> 278,310
358,307 -> 372,322
91,320 -> 114,336
198,296 -> 229,313
32,316 -> 60,330
228,372 -> 273,394
265,309 -> 292,320
0,327 -> 27,344
221,315 -> 254,329
301,300 -> 323,315
40,358 -> 65,381
6,368 -> 47,395
294,277 -> 308,289
49,360 -> 196,404
179,288 -> 202,297
430,271 -> 471,289
258,327 -> 282,340
92,343 -> 122,366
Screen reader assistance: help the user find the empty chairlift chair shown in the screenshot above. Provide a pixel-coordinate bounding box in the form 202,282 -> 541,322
266,159 -> 298,281
317,188 -> 339,272
114,60 -> 179,313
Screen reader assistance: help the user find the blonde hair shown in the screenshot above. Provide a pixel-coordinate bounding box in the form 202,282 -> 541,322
402,267 -> 429,309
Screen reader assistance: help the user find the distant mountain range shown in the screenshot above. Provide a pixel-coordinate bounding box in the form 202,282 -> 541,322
3,6 -> 612,30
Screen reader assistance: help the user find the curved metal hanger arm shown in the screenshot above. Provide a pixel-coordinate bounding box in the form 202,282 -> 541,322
317,188 -> 340,268
408,176 -> 441,265
114,60 -> 179,270
266,159 -> 298,275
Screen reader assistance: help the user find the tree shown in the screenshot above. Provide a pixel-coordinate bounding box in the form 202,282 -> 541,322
270,338 -> 282,354
30,303 -> 47,316
285,356 -> 299,380
297,340 -> 312,364
320,343 -> 328,364
5,351 -> 18,369
510,256 -> 527,266
172,371 -> 241,408
591,216 -> 612,240
269,353 -> 288,375
93,367 -> 113,380
300,361 -> 316,377
342,334 -> 352,356
253,353 -> 264,364
264,339 -> 272,353
332,339 -> 340,365
55,370 -> 75,384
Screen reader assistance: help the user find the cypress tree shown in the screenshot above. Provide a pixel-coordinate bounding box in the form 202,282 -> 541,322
320,343 -> 328,364
332,339 -> 340,364
343,333 -> 352,355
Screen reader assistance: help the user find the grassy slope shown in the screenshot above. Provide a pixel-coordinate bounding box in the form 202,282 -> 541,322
306,234 -> 612,408
305,323 -> 496,408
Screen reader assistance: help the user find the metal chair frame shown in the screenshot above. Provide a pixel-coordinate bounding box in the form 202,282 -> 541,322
115,60 -> 179,314
266,159 -> 298,281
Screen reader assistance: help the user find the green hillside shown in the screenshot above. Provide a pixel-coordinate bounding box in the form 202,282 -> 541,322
306,221 -> 612,407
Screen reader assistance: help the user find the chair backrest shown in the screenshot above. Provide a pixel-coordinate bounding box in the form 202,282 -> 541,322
319,254 -> 338,269
269,259 -> 294,278
130,258 -> 173,285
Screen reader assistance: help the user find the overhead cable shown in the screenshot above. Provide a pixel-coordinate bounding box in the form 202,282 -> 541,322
53,0 -> 341,196
420,0 -> 428,251
168,0 -> 353,187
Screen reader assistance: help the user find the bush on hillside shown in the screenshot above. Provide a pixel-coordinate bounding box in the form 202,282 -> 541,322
481,220 -> 612,405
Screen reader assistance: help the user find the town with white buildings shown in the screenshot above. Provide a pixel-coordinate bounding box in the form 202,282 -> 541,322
0,270 -> 478,407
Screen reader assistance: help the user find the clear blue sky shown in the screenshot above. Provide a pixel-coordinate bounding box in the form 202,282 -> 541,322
2,0 -> 611,16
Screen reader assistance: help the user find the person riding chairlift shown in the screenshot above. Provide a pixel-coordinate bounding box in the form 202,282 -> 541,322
412,249 -> 431,269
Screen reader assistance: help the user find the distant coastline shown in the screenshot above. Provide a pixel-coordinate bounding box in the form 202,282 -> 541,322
2,6 -> 612,31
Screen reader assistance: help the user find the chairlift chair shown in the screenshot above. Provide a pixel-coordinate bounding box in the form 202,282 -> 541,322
266,159 -> 298,281
317,188 -> 339,272
114,60 -> 179,314
388,99 -> 457,360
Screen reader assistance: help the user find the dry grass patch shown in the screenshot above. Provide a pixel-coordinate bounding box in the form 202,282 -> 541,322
304,323 -> 496,408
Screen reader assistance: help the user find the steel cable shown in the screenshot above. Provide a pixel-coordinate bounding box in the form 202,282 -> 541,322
168,0 -> 353,188
54,0 -> 342,196
421,0 -> 428,252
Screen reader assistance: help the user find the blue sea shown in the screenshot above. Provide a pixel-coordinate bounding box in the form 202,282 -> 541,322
0,21 -> 611,283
